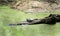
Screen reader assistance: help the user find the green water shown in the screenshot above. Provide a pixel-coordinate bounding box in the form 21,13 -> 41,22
0,6 -> 60,36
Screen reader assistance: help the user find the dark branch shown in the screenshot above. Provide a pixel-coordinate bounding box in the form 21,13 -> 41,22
9,14 -> 60,26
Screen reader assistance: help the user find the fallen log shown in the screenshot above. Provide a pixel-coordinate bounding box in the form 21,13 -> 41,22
9,14 -> 60,26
